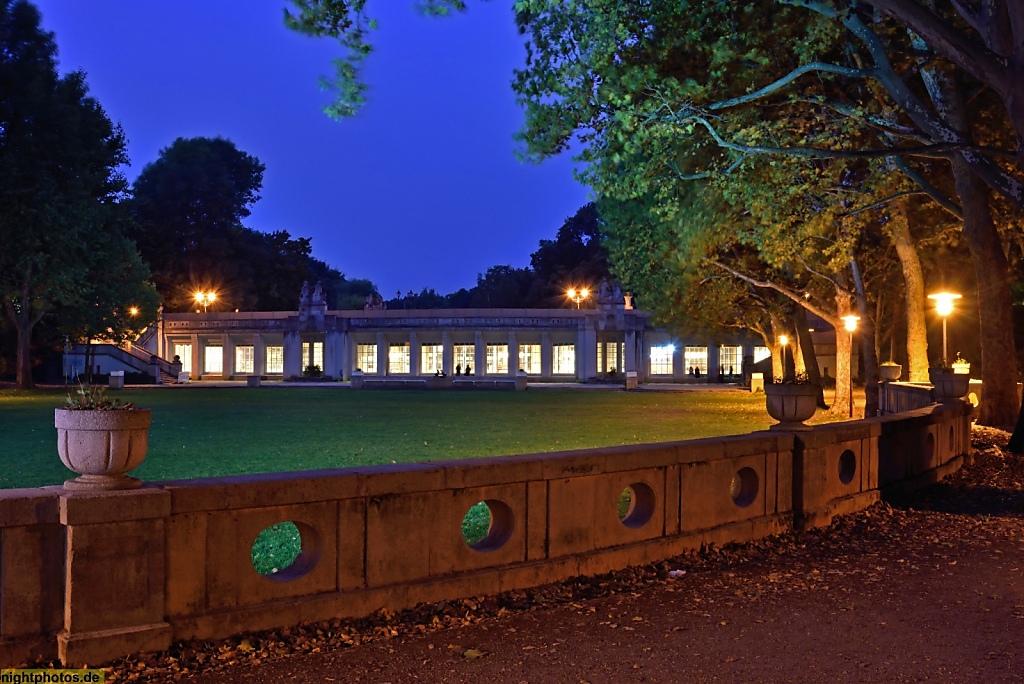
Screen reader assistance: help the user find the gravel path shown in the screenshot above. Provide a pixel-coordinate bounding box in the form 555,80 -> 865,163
102,427 -> 1023,683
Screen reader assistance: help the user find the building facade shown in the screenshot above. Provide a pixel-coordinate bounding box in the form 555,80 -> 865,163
146,292 -> 764,384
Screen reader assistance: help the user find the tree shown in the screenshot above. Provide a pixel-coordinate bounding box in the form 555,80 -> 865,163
527,203 -> 610,306
130,136 -> 266,311
53,229 -> 160,381
506,0 -> 1022,425
0,0 -> 133,388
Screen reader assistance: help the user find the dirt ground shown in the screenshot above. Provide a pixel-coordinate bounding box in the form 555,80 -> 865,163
88,427 -> 1024,683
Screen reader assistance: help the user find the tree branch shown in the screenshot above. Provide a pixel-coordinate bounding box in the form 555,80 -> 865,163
707,259 -> 840,325
707,61 -> 875,111
856,0 -> 1012,96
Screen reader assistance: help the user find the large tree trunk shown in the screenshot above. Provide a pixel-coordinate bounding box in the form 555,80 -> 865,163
15,321 -> 34,389
4,296 -> 37,390
830,288 -> 854,417
851,257 -> 880,417
921,61 -> 1021,426
793,306 -> 828,409
889,200 -> 930,382
769,312 -> 787,381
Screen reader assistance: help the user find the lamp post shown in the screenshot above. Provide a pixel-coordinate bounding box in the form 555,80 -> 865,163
841,315 -> 860,418
194,291 -> 216,313
778,335 -> 789,381
566,287 -> 590,309
927,291 -> 961,364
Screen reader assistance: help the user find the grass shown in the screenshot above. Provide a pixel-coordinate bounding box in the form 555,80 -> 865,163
2,385 -> 842,574
0,385 -> 839,490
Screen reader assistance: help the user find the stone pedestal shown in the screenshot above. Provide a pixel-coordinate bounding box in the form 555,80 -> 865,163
58,487 -> 172,665
750,372 -> 765,393
247,375 -> 261,388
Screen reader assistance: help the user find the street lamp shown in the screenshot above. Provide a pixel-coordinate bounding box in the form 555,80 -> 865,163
841,315 -> 860,418
778,335 -> 789,381
194,291 -> 217,313
566,287 -> 590,309
927,291 -> 961,364
128,306 -> 139,317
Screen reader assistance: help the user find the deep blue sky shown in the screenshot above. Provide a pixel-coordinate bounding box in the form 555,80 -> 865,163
32,1 -> 589,297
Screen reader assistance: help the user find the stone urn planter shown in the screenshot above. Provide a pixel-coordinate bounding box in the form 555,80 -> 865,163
879,363 -> 902,382
764,382 -> 819,430
55,407 -> 152,490
929,369 -> 970,402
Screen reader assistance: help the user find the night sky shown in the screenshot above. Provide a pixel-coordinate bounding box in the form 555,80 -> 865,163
32,1 -> 589,298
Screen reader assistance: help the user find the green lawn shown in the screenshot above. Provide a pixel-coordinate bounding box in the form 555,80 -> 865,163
0,386 -> 838,490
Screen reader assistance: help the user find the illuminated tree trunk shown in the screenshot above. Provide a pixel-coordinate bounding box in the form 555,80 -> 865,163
851,257 -> 880,417
830,289 -> 854,418
889,201 -> 930,382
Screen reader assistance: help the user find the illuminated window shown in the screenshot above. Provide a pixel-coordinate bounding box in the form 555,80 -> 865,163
356,343 -> 377,374
172,343 -> 192,374
454,344 -> 475,373
650,344 -> 674,375
597,342 -> 621,373
235,345 -> 254,374
421,344 -> 443,374
519,344 -> 541,374
266,346 -> 284,374
719,346 -> 742,375
204,345 -> 223,374
684,346 -> 708,374
753,346 -> 771,363
302,341 -> 323,371
486,344 -> 509,374
389,343 -> 410,374
553,344 -> 575,375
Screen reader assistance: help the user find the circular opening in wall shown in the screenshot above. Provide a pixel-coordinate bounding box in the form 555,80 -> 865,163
730,467 -> 759,508
838,449 -> 857,485
462,500 -> 514,552
617,483 -> 655,529
251,521 -> 322,581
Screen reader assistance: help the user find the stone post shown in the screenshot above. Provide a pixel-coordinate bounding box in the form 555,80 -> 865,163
474,332 -> 485,376
58,488 -> 172,665
283,331 -> 302,379
253,333 -> 264,377
541,332 -> 553,378
221,333 -> 234,380
408,332 -> 419,376
442,332 -> 452,376
376,333 -> 388,376
508,332 -> 519,375
190,334 -> 201,381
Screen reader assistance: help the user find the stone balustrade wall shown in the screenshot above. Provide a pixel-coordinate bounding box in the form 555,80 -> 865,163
0,401 -> 971,667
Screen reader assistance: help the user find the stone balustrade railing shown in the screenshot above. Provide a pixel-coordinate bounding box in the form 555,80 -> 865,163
0,401 -> 971,667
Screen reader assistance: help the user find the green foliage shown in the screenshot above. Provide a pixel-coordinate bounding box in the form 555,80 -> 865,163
0,0 -> 138,388
284,0 -> 467,119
